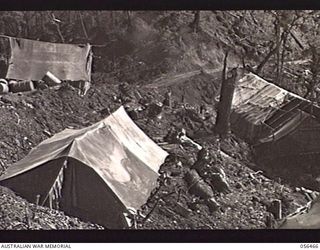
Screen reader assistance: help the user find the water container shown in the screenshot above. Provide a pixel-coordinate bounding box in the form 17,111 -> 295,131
0,82 -> 8,94
42,71 -> 61,86
0,78 -> 8,85
9,80 -> 17,85
9,80 -> 35,93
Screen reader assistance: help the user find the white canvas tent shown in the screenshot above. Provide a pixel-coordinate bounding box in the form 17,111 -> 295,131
0,106 -> 168,229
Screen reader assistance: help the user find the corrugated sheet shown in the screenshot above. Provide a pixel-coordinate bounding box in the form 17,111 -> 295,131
259,111 -> 308,143
231,73 -> 312,141
6,37 -> 92,81
232,73 -> 304,124
255,113 -> 320,161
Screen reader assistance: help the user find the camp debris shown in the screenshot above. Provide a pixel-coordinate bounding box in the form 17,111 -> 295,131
0,78 -> 8,94
9,80 -> 35,93
267,199 -> 282,220
295,187 -> 320,201
164,127 -> 202,150
0,106 -> 168,229
279,196 -> 320,229
42,71 -> 62,86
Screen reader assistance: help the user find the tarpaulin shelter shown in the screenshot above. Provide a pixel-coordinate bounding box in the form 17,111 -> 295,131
231,72 -> 320,143
279,197 -> 320,229
255,110 -> 320,162
0,106 -> 168,229
232,71 -> 320,190
4,37 -> 92,82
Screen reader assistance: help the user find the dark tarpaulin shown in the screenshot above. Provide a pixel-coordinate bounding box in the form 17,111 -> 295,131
6,37 -> 92,82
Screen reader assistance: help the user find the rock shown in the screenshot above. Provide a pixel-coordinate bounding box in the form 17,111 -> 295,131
209,173 -> 231,194
206,197 -> 220,212
236,169 -> 244,177
265,213 -> 276,228
235,182 -> 245,189
147,102 -> 163,119
170,168 -> 181,177
158,207 -> 176,218
187,201 -> 199,211
173,203 -> 192,218
127,109 -> 139,120
251,195 -> 260,203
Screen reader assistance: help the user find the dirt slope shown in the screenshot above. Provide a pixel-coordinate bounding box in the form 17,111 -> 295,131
0,69 -> 307,229
0,11 -> 312,229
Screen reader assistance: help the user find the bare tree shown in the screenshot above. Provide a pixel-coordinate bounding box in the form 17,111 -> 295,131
272,11 -> 315,85
190,11 -> 201,33
214,51 -> 237,138
301,13 -> 320,101
125,11 -> 132,28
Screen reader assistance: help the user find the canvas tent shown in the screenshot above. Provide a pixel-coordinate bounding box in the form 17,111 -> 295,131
4,37 -> 92,82
0,106 -> 168,229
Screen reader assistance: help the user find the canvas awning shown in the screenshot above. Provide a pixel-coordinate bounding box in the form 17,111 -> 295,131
5,37 -> 92,82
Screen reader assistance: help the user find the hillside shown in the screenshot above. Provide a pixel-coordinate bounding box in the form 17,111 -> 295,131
0,10 -> 317,229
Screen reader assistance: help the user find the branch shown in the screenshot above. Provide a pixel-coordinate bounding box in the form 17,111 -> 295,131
78,11 -> 89,41
289,30 -> 304,50
255,44 -> 277,74
48,12 -> 65,43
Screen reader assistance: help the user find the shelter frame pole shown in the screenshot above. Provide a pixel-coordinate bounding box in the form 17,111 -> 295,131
41,159 -> 68,207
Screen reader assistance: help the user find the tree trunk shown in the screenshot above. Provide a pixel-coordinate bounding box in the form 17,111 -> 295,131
190,11 -> 201,33
109,11 -> 115,33
125,11 -> 132,28
214,51 -> 237,137
23,12 -> 30,38
307,46 -> 320,101
278,30 -> 290,84
275,18 -> 282,84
